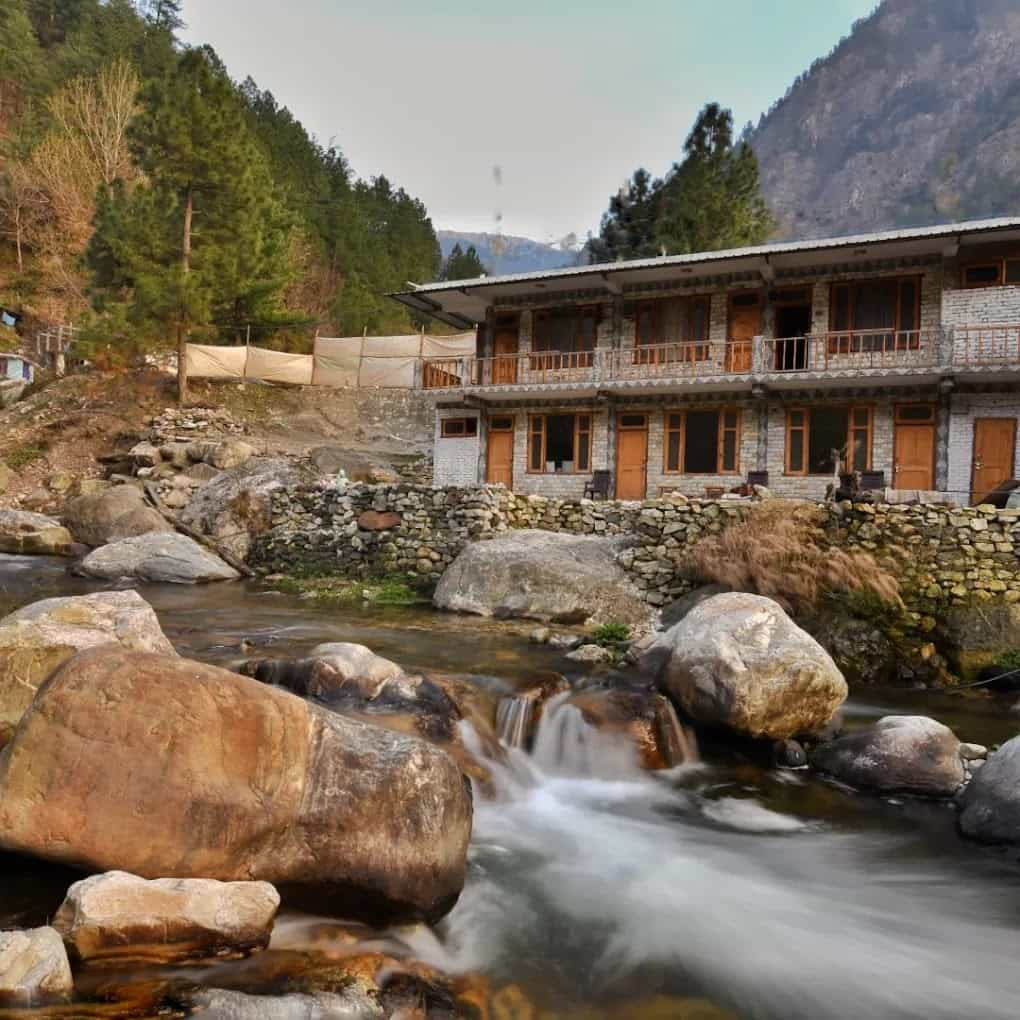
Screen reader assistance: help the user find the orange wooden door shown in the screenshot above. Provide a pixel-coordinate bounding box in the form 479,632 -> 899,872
615,417 -> 648,500
486,420 -> 514,488
493,327 -> 518,384
894,424 -> 934,490
971,418 -> 1017,504
727,292 -> 759,372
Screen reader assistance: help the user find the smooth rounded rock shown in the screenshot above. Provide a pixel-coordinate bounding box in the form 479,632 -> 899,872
811,715 -> 964,797
62,486 -> 172,547
959,735 -> 1020,843
0,647 -> 472,923
0,927 -> 72,1004
642,592 -> 847,740
0,510 -> 73,556
76,532 -> 240,583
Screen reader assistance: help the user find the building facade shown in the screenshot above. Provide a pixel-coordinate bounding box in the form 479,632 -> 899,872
393,219 -> 1020,505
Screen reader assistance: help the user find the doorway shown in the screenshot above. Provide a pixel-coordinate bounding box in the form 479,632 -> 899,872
615,413 -> 648,500
492,315 -> 519,384
726,292 -> 760,372
486,415 -> 515,488
773,301 -> 812,371
893,404 -> 935,490
971,417 -> 1017,504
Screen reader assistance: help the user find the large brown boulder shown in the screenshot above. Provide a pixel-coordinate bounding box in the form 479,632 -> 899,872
0,510 -> 73,556
62,485 -> 172,547
0,647 -> 472,923
641,592 -> 847,741
0,591 -> 175,745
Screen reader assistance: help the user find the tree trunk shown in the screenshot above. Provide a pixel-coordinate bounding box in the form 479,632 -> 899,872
14,206 -> 22,273
177,183 -> 193,405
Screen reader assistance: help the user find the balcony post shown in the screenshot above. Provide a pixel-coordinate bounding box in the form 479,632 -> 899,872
751,334 -> 767,381
938,325 -> 955,368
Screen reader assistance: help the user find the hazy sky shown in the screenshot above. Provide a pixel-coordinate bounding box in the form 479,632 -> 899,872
181,1 -> 875,243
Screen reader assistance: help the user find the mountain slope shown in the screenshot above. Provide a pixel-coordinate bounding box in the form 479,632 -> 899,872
438,231 -> 579,276
749,0 -> 1020,239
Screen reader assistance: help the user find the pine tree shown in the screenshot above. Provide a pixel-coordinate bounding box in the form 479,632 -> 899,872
587,167 -> 662,263
0,0 -> 45,131
442,242 -> 487,281
654,103 -> 774,255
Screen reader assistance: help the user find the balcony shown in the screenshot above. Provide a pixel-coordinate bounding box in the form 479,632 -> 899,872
417,325 -> 1020,396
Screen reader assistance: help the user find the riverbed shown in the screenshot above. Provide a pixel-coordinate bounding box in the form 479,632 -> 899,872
3,553 -> 1020,1019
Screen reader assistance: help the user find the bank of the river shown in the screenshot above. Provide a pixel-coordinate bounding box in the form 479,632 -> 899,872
5,554 -> 1020,1018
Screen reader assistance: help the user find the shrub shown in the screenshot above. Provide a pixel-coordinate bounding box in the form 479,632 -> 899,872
4,444 -> 47,470
592,621 -> 630,646
686,501 -> 901,616
992,648 -> 1020,671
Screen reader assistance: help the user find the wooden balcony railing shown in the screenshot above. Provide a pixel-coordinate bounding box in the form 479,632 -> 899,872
762,329 -> 941,373
953,324 -> 1020,367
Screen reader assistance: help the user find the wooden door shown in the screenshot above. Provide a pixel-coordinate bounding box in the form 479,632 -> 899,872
893,415 -> 935,490
971,418 -> 1017,504
486,416 -> 514,488
492,323 -> 519,384
615,414 -> 648,500
727,292 -> 759,372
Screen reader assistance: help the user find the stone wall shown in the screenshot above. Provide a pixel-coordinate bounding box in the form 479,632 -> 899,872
254,484 -> 1020,619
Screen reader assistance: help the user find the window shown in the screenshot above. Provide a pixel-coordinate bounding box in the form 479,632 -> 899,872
785,406 -> 872,475
489,415 -> 514,431
895,404 -> 935,423
961,256 -> 1020,288
441,417 -> 478,438
663,409 -> 741,474
633,295 -> 710,364
528,413 -> 592,473
532,307 -> 598,369
829,277 -> 920,351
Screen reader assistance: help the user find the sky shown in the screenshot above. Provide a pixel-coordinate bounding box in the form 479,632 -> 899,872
181,1 -> 876,244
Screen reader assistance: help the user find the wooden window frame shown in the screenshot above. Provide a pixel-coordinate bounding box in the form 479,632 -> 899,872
662,408 -> 742,475
785,405 -> 874,476
441,417 -> 478,438
531,306 -> 599,370
633,294 -> 711,364
526,412 -> 594,474
960,254 -> 1020,289
827,276 -> 922,352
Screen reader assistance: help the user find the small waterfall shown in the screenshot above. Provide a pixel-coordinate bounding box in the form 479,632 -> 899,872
495,692 -> 535,749
655,696 -> 700,767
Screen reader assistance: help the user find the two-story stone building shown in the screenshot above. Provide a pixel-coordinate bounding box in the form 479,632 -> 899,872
392,218 -> 1020,505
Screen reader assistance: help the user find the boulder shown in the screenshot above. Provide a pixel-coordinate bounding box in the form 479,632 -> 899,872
0,928 -> 72,1005
63,485 -> 172,547
76,532 -> 240,584
433,530 -> 651,628
0,510 -> 73,556
810,715 -> 964,796
0,647 -> 472,923
53,871 -> 279,964
180,457 -> 314,561
188,988 -> 383,1020
958,736 -> 1020,844
566,643 -> 615,665
944,603 -> 1020,680
192,438 -> 258,471
0,590 -> 175,745
641,592 -> 847,740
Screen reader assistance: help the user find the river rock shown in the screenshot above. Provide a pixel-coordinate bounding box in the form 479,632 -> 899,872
76,532 -> 240,583
62,485 -> 172,547
641,592 -> 847,740
186,438 -> 258,471
188,988 -> 383,1020
0,590 -> 175,745
180,457 -> 314,561
0,510 -> 73,556
53,871 -> 280,964
958,735 -> 1020,843
0,647 -> 472,923
433,530 -> 651,628
810,715 -> 964,796
0,927 -> 73,1004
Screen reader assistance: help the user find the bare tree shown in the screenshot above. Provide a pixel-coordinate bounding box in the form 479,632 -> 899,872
0,162 -> 48,272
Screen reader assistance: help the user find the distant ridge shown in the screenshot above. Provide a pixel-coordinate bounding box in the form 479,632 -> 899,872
438,230 -> 580,276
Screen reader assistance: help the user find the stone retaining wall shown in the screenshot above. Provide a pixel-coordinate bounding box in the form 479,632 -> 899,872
254,484 -> 1020,615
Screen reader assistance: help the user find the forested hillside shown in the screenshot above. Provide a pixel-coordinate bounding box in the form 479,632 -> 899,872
0,0 -> 440,352
749,0 -> 1020,239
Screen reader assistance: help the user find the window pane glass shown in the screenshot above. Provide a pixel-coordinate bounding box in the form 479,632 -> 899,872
577,311 -> 597,351
545,414 -> 575,470
898,404 -> 933,422
723,410 -> 738,430
899,280 -> 917,332
667,412 -> 683,430
789,430 -> 804,473
659,297 -> 685,343
852,407 -> 870,427
807,407 -> 849,474
832,286 -> 850,331
1006,260 -> 1020,284
577,431 -> 590,471
853,280 -> 897,330
684,410 -> 719,472
529,421 -> 543,471
621,414 -> 646,428
636,306 -> 654,346
722,431 -> 737,472
789,409 -> 805,428
491,416 -> 514,430
851,430 -> 868,471
465,418 -> 478,436
577,414 -> 591,431
667,431 -> 682,471
689,298 -> 709,341
964,264 -> 1000,286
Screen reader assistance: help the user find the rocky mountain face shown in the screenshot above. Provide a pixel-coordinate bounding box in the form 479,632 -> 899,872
749,0 -> 1020,239
438,230 -> 580,275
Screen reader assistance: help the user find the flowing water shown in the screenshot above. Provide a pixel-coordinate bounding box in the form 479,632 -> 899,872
4,554 -> 1020,1018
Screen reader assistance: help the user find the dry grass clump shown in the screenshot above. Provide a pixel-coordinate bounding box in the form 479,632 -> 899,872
687,501 -> 900,615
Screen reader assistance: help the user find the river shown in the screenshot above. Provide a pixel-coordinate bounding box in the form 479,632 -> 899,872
3,553 -> 1020,1019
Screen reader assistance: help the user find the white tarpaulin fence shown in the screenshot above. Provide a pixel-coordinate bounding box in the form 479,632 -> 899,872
186,332 -> 475,389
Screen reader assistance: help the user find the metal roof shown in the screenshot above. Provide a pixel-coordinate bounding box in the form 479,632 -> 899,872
389,217 -> 1020,326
